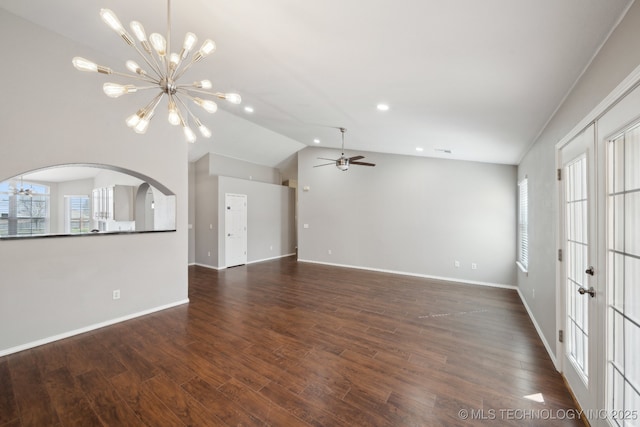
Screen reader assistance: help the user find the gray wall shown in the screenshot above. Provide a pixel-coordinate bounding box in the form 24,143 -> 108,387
0,9 -> 188,355
298,147 -> 517,286
517,1 -> 640,360
217,176 -> 296,267
209,153 -> 281,185
188,163 -> 196,264
194,155 -> 219,268
192,154 -> 296,269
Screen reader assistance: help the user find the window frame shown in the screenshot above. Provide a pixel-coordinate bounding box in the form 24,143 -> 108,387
517,177 -> 529,273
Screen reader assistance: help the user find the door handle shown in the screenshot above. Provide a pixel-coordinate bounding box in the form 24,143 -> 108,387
578,286 -> 595,298
585,266 -> 595,276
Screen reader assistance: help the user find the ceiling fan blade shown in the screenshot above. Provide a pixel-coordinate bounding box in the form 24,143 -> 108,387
317,157 -> 339,161
348,155 -> 364,161
313,162 -> 336,168
350,161 -> 376,167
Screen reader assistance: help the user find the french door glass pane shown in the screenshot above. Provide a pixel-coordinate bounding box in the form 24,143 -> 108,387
607,128 -> 640,426
566,156 -> 589,379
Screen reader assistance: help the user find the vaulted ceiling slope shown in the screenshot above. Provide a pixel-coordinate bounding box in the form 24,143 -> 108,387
1,0 -> 633,166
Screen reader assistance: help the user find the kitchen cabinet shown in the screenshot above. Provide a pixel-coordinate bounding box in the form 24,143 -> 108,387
92,185 -> 134,221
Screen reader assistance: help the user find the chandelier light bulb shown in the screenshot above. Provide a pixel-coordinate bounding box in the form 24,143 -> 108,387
183,32 -> 198,52
103,83 -> 137,98
194,118 -> 211,138
169,53 -> 180,71
224,93 -> 242,104
183,126 -> 197,143
199,39 -> 216,57
134,117 -> 151,134
126,60 -> 145,76
194,97 -> 218,113
126,110 -> 144,128
150,33 -> 167,57
100,9 -> 125,35
194,80 -> 212,89
167,101 -> 180,126
72,57 -> 98,73
129,21 -> 147,42
73,57 -> 112,75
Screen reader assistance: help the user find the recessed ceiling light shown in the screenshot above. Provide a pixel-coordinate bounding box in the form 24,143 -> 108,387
313,138 -> 320,144
415,147 -> 424,152
244,106 -> 254,113
376,103 -> 389,111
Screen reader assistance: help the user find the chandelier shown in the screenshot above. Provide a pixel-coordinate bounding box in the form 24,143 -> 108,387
72,0 -> 241,143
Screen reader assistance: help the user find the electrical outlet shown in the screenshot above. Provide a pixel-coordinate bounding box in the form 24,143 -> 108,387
207,251 -> 211,257
328,249 -> 332,255
270,245 -> 273,251
113,289 -> 120,300
454,260 -> 460,268
471,263 -> 477,270
532,289 -> 535,299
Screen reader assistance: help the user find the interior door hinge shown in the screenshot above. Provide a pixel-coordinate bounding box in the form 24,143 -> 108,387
557,168 -> 562,181
559,329 -> 564,343
558,249 -> 563,261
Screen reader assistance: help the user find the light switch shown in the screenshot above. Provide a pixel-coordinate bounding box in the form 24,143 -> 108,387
303,224 -> 309,229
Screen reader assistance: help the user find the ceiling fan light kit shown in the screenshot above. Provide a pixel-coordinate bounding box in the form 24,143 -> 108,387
72,0 -> 241,143
314,127 -> 376,171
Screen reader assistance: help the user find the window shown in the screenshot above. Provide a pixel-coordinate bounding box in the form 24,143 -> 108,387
65,196 -> 91,234
0,181 -> 50,236
517,177 -> 528,272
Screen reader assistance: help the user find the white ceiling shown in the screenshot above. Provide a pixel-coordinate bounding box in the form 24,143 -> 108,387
1,0 -> 633,166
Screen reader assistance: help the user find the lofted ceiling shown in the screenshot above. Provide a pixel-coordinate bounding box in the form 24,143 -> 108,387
1,0 -> 634,166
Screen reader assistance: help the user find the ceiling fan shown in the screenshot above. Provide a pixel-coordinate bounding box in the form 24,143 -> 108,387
13,176 -> 33,197
314,127 -> 375,171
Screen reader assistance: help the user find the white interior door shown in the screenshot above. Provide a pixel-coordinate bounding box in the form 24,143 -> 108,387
559,123 -> 601,418
225,193 -> 247,268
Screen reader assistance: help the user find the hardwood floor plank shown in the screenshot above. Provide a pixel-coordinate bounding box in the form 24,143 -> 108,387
0,257 -> 582,426
43,368 -> 102,427
7,351 -> 61,427
76,369 -> 143,427
181,376 -> 264,427
109,370 -> 185,427
145,374 -> 227,426
0,360 -> 19,425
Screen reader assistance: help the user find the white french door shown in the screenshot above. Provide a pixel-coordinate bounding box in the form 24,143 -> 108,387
559,123 -> 602,418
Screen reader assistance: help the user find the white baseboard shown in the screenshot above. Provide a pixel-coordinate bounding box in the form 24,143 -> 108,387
247,253 -> 296,265
193,262 -> 222,270
297,259 -> 517,290
0,299 -> 190,357
517,289 -> 559,370
196,253 -> 297,270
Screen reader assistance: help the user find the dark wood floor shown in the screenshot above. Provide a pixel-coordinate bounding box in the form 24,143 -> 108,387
1,256 -> 583,426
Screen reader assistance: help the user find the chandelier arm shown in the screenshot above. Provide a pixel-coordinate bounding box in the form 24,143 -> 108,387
166,0 -> 172,79
110,70 -> 160,84
174,94 -> 197,123
172,60 -> 197,82
146,92 -> 165,118
179,87 -> 226,99
131,43 -> 165,80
